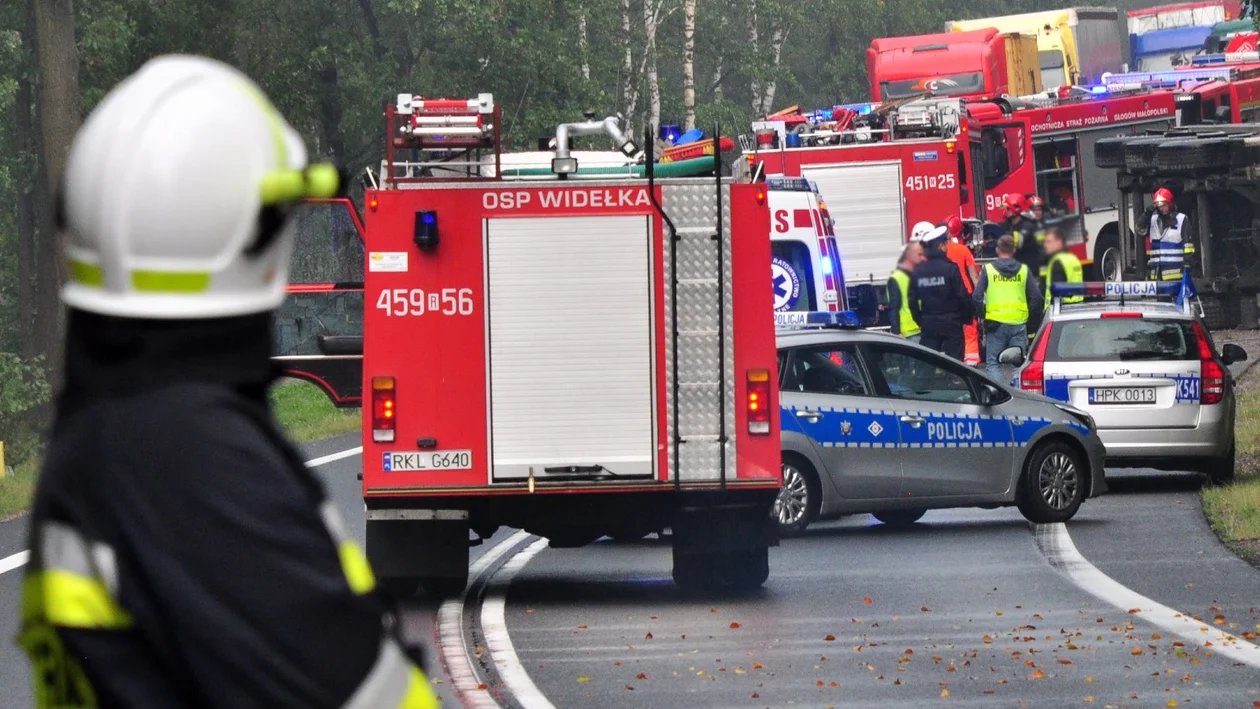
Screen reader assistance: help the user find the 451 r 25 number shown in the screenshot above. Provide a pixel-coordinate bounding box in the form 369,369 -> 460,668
376,288 -> 474,317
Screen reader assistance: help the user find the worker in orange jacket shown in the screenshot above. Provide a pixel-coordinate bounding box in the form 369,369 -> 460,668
940,216 -> 982,365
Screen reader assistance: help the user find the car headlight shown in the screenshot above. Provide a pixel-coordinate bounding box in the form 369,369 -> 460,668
1054,402 -> 1095,431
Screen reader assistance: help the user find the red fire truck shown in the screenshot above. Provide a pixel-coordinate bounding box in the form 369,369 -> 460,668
967,87 -> 1179,278
741,98 -> 990,291
1103,56 -> 1260,125
280,94 -> 782,597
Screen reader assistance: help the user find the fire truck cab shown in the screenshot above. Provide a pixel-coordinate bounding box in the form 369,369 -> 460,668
324,94 -> 784,597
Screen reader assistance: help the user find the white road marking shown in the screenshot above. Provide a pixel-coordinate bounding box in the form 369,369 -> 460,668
0,445 -> 364,577
436,530 -> 531,709
482,538 -> 554,709
1036,522 -> 1260,670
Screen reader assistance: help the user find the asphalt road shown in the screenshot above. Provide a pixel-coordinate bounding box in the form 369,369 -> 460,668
0,340 -> 1257,707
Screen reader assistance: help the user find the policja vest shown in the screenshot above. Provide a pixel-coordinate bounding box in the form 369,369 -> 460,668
889,268 -> 921,337
983,262 -> 1030,325
1147,211 -> 1188,282
1044,251 -> 1084,304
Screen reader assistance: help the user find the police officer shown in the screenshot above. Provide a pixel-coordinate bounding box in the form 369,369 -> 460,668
887,240 -> 925,343
973,235 -> 1044,381
1042,226 -> 1083,307
19,56 -> 439,708
941,215 -> 982,365
1136,187 -> 1193,282
908,225 -> 973,360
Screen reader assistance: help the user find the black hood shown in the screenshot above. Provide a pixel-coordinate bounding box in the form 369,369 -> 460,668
58,308 -> 278,418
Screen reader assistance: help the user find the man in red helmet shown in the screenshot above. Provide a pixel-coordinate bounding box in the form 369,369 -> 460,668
1136,187 -> 1192,281
1001,192 -> 1043,277
939,216 -> 981,365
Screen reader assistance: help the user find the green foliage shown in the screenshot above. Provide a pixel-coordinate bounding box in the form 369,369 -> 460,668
0,353 -> 51,463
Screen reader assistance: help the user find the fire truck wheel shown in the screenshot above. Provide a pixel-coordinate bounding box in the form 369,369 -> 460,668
421,576 -> 468,599
1015,440 -> 1086,524
774,455 -> 820,537
1200,292 -> 1242,330
1156,138 -> 1232,172
1123,136 -> 1168,171
671,546 -> 770,594
1093,136 -> 1128,169
376,577 -> 421,600
1092,232 -> 1121,282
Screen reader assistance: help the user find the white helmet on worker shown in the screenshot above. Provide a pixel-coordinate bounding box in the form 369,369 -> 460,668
910,221 -> 935,242
58,54 -> 340,319
919,225 -> 949,245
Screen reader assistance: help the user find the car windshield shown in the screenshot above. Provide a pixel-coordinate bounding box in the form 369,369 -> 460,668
1047,318 -> 1197,362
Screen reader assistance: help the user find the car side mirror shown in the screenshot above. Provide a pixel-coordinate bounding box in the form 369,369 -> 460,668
1221,343 -> 1248,365
977,382 -> 1002,407
997,346 -> 1025,367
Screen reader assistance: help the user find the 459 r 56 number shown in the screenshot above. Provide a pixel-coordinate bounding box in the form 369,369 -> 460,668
376,288 -> 474,317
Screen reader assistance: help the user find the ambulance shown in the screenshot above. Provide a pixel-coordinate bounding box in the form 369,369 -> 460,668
280,94 -> 783,597
766,177 -> 848,328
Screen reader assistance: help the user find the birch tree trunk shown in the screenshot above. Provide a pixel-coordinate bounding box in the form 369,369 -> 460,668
682,0 -> 696,130
759,25 -> 789,115
747,0 -> 761,112
645,0 -> 662,132
711,13 -> 727,100
621,0 -> 639,127
578,5 -> 590,80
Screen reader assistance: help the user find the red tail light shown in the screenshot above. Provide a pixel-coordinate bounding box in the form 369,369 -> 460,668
1100,312 -> 1142,318
747,369 -> 771,435
1020,323 -> 1053,395
1193,322 -> 1226,405
372,376 -> 396,442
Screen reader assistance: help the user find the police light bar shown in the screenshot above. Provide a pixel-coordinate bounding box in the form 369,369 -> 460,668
774,310 -> 862,329
1049,281 -> 1181,298
765,176 -> 813,192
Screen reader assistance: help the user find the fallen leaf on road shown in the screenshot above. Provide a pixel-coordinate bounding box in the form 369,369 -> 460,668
830,681 -> 838,687
1086,677 -> 1094,683
893,679 -> 902,686
996,611 -> 1004,616
751,693 -> 759,699
1131,648 -> 1144,655
904,649 -> 914,655
634,672 -> 648,680
816,680 -> 824,687
922,606 -> 930,612
1190,658 -> 1201,664
525,609 -> 535,615
1030,669 -> 1046,679
1167,701 -> 1179,707
983,634 -> 994,643
941,689 -> 950,697
578,624 -> 588,629
576,676 -> 590,684
613,661 -> 621,666
1058,659 -> 1073,665
1215,615 -> 1226,625
730,622 -> 741,629
932,655 -> 943,663
477,683 -> 488,690
710,607 -> 717,613
983,689 -> 996,695
1129,608 -> 1142,614
1085,697 -> 1094,703
753,662 -> 764,669
863,597 -> 873,604
644,632 -> 653,639
1152,633 -> 1161,639
734,667 -> 746,675
946,665 -> 957,673
824,634 -> 836,641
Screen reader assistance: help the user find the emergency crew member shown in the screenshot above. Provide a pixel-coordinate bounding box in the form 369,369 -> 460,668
18,55 -> 439,708
908,225 -> 973,360
973,235 -> 1045,381
887,240 -> 925,343
1136,187 -> 1193,281
941,216 -> 982,365
1001,192 -> 1043,276
1042,226 -> 1083,306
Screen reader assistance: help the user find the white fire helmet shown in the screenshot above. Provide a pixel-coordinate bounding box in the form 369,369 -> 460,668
59,55 -> 340,320
910,221 -> 935,242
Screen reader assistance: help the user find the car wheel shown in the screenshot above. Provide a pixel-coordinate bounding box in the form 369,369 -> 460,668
1016,441 -> 1086,523
872,509 -> 926,527
773,456 -> 820,537
1205,443 -> 1236,486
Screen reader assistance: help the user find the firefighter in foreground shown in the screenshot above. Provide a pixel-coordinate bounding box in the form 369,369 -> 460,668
1001,192 -> 1044,276
908,225 -> 973,360
18,55 -> 438,708
1041,226 -> 1084,307
941,216 -> 982,366
1137,187 -> 1192,282
887,239 -> 925,343
973,235 -> 1044,381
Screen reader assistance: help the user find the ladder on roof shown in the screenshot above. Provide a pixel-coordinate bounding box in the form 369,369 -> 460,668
381,93 -> 502,186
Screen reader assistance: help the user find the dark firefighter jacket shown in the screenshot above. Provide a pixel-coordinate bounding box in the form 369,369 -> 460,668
17,309 -> 437,709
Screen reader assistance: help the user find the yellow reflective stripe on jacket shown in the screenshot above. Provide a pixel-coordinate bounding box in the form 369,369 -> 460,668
1045,252 -> 1084,304
343,638 -> 439,709
983,263 -> 1030,325
21,521 -> 132,630
888,269 -> 921,337
320,501 -> 376,595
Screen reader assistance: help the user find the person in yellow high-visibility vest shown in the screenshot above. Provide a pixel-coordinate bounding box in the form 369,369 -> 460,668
886,241 -> 924,343
1041,227 -> 1083,307
972,235 -> 1044,381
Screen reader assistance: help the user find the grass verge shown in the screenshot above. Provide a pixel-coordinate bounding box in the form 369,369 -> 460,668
1202,369 -> 1260,567
0,381 -> 360,520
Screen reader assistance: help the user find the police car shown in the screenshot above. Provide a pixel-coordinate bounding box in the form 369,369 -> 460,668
773,312 -> 1107,536
767,177 -> 849,329
1008,280 -> 1248,485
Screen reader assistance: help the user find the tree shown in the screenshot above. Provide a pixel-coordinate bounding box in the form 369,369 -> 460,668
682,0 -> 695,130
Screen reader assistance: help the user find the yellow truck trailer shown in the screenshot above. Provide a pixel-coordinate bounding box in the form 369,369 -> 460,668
947,7 -> 1125,88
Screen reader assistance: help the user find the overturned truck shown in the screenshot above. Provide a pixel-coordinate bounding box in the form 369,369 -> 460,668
1095,125 -> 1260,329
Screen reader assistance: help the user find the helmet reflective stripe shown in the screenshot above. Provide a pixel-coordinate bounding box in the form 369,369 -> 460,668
59,55 -> 340,319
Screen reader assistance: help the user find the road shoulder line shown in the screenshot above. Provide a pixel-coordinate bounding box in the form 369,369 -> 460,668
482,538 -> 553,709
1035,521 -> 1260,670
